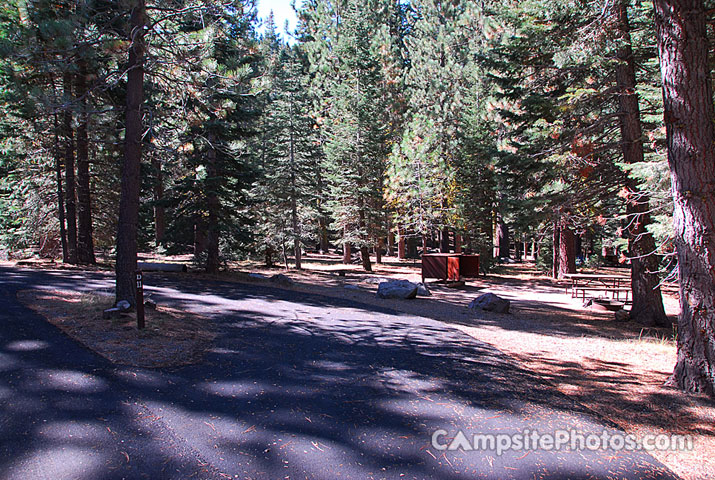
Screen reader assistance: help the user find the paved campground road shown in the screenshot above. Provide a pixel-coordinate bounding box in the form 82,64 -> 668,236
0,266 -> 679,479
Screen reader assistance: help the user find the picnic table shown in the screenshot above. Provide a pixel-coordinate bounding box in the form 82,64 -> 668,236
563,273 -> 631,302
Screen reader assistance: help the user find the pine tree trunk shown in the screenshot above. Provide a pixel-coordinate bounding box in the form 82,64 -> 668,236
194,219 -> 206,256
205,138 -> 220,274
497,222 -> 509,259
552,220 -> 560,279
292,205 -> 302,270
358,209 -> 372,272
375,237 -> 383,264
387,230 -> 395,257
654,0 -> 715,395
397,225 -> 406,259
316,161 -> 330,255
514,238 -> 522,261
319,217 -> 329,254
360,246 -> 372,272
53,114 -> 68,262
152,156 -> 166,245
289,101 -> 301,270
343,242 -> 351,264
343,225 -> 351,264
440,226 -> 450,253
115,0 -> 146,305
422,232 -> 428,256
559,226 -> 577,278
481,212 -> 494,271
615,0 -> 668,326
75,62 -> 95,265
63,72 -> 78,264
455,234 -> 462,253
265,246 -> 274,268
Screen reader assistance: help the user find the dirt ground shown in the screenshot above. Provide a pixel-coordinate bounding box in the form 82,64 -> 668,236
17,289 -> 216,368
5,253 -> 714,479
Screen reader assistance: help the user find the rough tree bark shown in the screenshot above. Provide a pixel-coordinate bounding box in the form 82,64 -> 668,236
194,219 -> 206,255
53,113 -> 68,262
614,0 -> 667,326
455,233 -> 462,253
318,217 -> 329,254
63,72 -> 78,264
358,209 -> 372,272
152,156 -> 165,245
205,135 -> 220,274
654,0 -> 715,395
558,225 -> 577,279
342,225 -> 351,264
440,226 -> 450,253
552,220 -> 560,279
115,0 -> 146,305
497,221 -> 509,259
342,243 -> 352,264
397,225 -> 406,259
289,92 -> 302,270
75,61 -> 96,265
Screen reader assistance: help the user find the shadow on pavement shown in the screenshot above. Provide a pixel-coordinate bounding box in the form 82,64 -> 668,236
0,267 -> 680,479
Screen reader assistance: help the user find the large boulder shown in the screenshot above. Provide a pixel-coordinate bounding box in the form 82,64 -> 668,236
469,293 -> 510,314
377,280 -> 418,300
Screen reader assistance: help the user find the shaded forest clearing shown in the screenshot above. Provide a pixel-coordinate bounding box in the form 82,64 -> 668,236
5,254 -> 714,479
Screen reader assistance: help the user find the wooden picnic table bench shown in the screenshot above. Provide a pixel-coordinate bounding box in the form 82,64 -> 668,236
563,273 -> 631,302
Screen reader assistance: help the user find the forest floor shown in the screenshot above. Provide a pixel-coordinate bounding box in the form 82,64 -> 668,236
4,253 -> 714,479
17,289 -> 216,368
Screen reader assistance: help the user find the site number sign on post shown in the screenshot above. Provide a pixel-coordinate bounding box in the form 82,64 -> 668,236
136,270 -> 145,329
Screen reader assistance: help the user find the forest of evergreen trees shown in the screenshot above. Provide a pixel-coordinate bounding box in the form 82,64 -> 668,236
1,0 -> 714,395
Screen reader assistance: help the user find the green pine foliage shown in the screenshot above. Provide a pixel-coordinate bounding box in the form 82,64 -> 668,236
252,16 -> 322,267
0,0 -> 675,282
162,1 -> 261,269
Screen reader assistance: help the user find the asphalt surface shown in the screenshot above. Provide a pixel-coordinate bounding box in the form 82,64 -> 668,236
0,266 -> 680,479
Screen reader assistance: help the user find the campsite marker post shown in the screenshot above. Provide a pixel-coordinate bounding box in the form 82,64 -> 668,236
136,270 -> 145,329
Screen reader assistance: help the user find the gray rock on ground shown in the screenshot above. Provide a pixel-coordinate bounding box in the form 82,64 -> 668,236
102,307 -> 121,320
270,274 -> 294,286
614,309 -> 630,322
116,300 -> 132,312
469,292 -> 510,313
416,282 -> 431,297
362,276 -> 393,285
377,280 -> 418,300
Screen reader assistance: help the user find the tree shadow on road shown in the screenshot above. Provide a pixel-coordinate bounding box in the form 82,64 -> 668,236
0,267 -> 683,479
